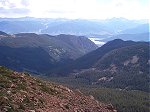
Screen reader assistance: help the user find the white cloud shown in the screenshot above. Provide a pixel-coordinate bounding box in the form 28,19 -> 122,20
0,0 -> 30,17
0,0 -> 149,19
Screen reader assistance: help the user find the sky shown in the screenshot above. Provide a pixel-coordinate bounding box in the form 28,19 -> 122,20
0,0 -> 149,20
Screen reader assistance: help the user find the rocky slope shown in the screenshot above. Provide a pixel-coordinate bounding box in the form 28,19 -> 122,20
0,66 -> 116,112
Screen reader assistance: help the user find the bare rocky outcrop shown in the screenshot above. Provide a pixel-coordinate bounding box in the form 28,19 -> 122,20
0,67 -> 117,112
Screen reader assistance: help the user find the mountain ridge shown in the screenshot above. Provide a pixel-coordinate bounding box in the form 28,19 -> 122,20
57,39 -> 138,74
69,41 -> 149,92
51,39 -> 149,92
0,31 -> 97,74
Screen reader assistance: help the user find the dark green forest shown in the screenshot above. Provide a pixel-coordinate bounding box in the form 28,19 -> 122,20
47,76 -> 150,112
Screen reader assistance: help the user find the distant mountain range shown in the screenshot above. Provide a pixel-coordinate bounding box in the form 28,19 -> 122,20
0,17 -> 148,36
0,17 -> 148,47
102,33 -> 149,42
121,23 -> 149,34
0,31 -> 97,74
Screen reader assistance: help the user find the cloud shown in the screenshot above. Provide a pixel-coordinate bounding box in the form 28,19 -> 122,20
21,0 -> 29,6
0,7 -> 29,13
0,0 -> 16,8
0,0 -> 149,19
0,0 -> 30,17
0,7 -> 30,17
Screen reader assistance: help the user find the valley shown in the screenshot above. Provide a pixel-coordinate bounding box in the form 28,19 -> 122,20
0,17 -> 149,112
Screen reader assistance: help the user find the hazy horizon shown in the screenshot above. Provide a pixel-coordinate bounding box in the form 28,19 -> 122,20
0,0 -> 149,20
0,16 -> 149,21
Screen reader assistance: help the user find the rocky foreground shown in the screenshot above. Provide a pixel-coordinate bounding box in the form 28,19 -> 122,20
0,66 -> 117,112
